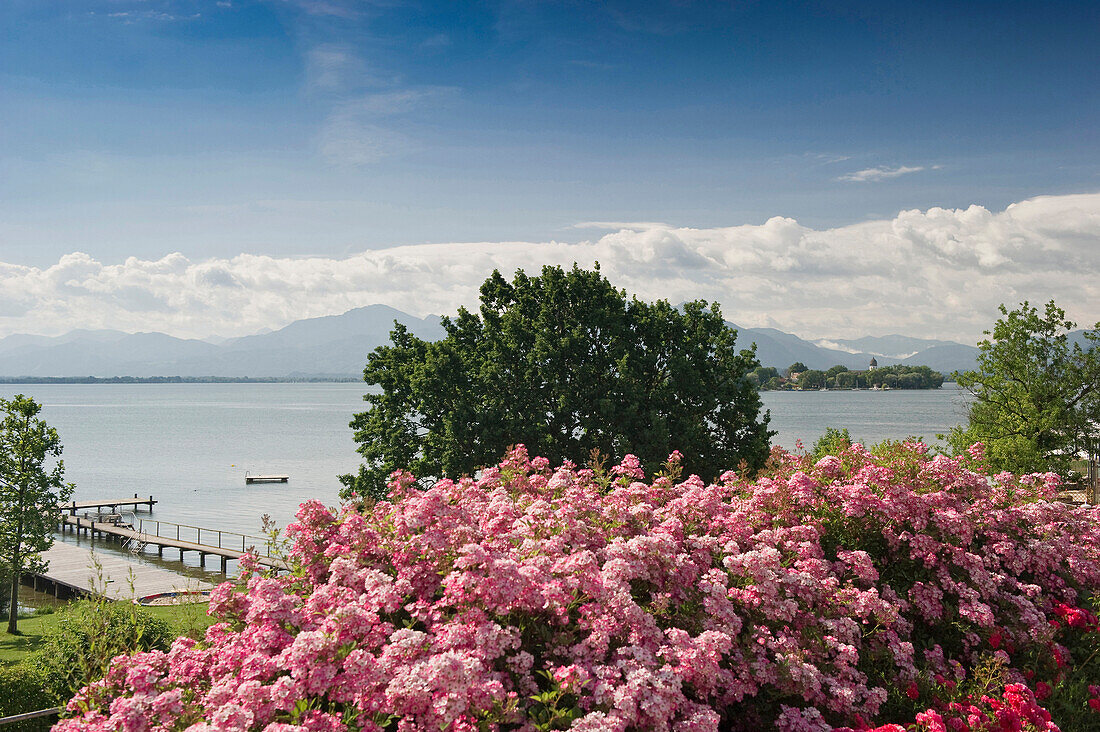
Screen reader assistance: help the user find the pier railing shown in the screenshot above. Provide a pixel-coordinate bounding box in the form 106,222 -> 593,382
0,707 -> 60,730
130,516 -> 275,556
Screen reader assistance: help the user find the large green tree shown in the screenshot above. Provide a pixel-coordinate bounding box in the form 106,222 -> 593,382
0,395 -> 74,633
946,300 -> 1099,475
341,265 -> 774,499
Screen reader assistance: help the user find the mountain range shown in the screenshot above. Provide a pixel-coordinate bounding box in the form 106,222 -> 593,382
0,304 -> 986,379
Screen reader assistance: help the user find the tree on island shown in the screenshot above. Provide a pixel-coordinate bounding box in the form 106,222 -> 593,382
798,369 -> 826,389
341,264 -> 774,500
0,395 -> 74,634
747,366 -> 779,386
947,300 -> 1100,475
755,363 -> 942,391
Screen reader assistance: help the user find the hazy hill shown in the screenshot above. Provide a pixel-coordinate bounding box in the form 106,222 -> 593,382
898,344 -> 979,374
814,334 -> 961,359
0,305 -> 989,378
0,306 -> 445,378
732,326 -> 979,374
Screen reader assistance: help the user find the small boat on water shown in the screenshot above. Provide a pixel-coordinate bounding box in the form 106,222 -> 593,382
245,471 -> 289,484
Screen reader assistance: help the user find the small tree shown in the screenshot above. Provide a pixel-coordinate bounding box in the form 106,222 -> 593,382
947,301 -> 1099,475
0,395 -> 74,634
342,265 -> 774,499
810,427 -> 853,461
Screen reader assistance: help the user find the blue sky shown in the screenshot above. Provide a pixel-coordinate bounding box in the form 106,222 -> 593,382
1,1 -> 1098,340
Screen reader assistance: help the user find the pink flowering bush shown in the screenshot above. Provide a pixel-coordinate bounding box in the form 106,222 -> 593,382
56,442 -> 1100,731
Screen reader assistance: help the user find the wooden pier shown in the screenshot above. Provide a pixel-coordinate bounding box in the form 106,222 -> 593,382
60,514 -> 287,572
29,541 -> 212,601
62,494 -> 157,514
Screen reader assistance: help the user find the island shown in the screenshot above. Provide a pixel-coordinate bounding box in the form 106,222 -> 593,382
750,360 -> 945,390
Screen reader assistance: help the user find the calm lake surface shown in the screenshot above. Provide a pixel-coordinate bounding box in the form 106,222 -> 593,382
1,382 -> 972,555
760,386 -> 973,452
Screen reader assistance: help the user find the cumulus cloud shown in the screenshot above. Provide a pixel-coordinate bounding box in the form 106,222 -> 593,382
1,193 -> 1098,343
837,165 -> 927,182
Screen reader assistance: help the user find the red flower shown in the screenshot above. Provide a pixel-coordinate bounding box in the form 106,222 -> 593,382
989,631 -> 1002,649
1035,681 -> 1051,700
906,682 -> 920,700
1089,698 -> 1100,712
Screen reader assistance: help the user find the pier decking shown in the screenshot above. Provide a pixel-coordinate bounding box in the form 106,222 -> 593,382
32,541 -> 212,600
62,495 -> 157,513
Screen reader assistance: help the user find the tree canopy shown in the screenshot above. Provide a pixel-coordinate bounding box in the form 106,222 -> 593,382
798,369 -> 826,389
946,300 -> 1099,475
0,394 -> 73,633
341,265 -> 774,499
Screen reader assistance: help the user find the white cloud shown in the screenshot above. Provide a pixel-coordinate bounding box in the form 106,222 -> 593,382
102,10 -> 201,23
837,165 -> 926,182
1,193 -> 1098,343
315,88 -> 455,165
305,46 -> 373,92
317,121 -> 411,165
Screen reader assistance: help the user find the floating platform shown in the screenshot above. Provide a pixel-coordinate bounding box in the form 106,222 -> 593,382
246,474 -> 289,484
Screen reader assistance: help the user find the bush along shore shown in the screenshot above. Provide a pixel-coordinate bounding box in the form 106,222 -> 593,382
56,443 -> 1100,731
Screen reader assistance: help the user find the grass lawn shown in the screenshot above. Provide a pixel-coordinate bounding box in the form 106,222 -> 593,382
0,601 -> 215,667
0,613 -> 53,665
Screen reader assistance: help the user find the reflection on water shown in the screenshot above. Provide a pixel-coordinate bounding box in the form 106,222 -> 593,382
18,584 -> 68,613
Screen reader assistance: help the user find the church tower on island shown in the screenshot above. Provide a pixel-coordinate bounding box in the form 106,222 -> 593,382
869,357 -> 878,370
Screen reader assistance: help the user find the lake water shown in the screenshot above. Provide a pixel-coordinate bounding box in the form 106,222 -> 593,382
1,382 -> 972,578
760,386 -> 973,451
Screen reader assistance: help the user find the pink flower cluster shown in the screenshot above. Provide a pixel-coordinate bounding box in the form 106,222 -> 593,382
56,442 -> 1100,731
856,682 -> 1061,732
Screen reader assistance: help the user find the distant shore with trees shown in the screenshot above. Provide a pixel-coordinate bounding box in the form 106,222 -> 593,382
750,362 -> 945,390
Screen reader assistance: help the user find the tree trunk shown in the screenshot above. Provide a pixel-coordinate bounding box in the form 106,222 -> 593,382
7,558 -> 18,634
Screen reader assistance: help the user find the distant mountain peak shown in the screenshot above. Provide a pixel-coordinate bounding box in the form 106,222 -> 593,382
0,306 -> 976,378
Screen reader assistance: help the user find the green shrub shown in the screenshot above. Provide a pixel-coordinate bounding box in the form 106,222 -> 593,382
809,426 -> 852,461
0,663 -> 57,731
29,599 -> 174,701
